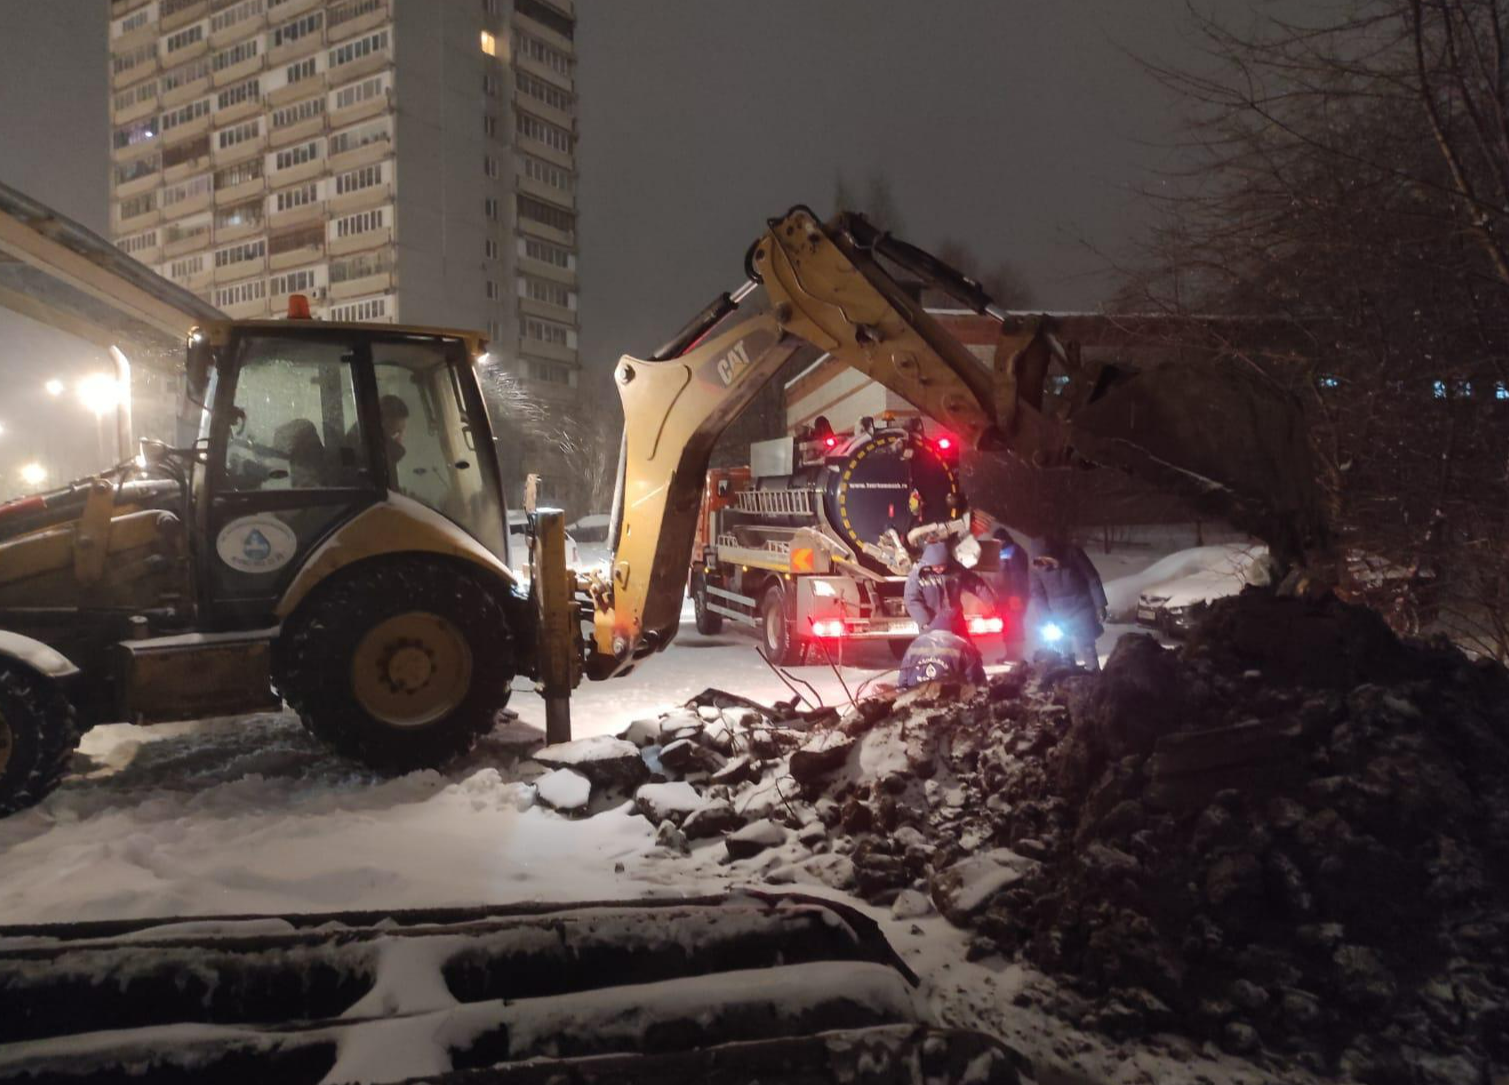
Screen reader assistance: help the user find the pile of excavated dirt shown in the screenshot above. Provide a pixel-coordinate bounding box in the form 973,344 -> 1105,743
600,592 -> 1509,1084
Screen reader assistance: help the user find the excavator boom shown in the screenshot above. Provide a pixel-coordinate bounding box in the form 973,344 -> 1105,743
589,207 -> 1326,677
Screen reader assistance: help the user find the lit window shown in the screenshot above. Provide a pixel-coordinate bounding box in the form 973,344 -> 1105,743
480,30 -> 496,56
1432,380 -> 1447,399
1496,381 -> 1508,401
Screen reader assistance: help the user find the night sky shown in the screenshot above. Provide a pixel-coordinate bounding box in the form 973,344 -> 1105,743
0,0 -> 1271,425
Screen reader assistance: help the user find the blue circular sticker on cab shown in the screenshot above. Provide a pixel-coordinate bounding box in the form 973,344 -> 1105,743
216,515 -> 298,573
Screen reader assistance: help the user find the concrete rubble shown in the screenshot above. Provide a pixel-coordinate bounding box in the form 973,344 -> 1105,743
563,591 -> 1509,1083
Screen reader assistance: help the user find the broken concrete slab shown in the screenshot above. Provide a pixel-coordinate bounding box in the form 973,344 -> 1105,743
726,819 -> 787,860
634,781 -> 703,824
534,767 -> 591,814
535,736 -> 649,790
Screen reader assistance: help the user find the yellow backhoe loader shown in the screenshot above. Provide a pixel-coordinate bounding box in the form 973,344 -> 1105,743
0,205 -> 1323,818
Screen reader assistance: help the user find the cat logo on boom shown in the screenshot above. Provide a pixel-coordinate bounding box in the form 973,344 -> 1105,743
715,340 -> 753,386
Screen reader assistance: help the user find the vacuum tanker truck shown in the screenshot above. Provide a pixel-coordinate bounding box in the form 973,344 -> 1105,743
688,416 -> 1019,664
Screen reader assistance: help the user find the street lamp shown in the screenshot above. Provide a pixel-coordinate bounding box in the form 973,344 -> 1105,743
76,373 -> 123,418
44,379 -> 64,397
19,463 -> 46,488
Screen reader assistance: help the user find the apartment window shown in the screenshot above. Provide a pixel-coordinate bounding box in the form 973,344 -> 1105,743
285,56 -> 317,85
163,212 -> 210,245
334,163 -> 383,195
275,139 -> 323,170
483,74 -> 500,98
271,9 -> 322,47
213,37 -> 261,72
269,223 -> 324,253
516,111 -> 573,154
162,133 -> 211,169
330,251 -> 391,282
487,320 -> 503,340
515,0 -> 575,40
270,268 -> 318,295
162,57 -> 210,93
113,116 -> 159,151
524,357 -> 575,386
523,237 -> 572,267
329,29 -> 389,71
328,116 -> 390,156
516,30 -> 572,76
215,239 -> 266,269
516,70 -> 572,112
215,279 -> 268,308
330,296 -> 390,321
217,78 -> 260,111
113,41 -> 157,77
161,96 -> 211,132
484,155 -> 500,179
214,157 -> 262,188
218,118 -> 262,149
522,316 -> 571,347
521,275 -> 572,308
520,154 -> 573,194
518,195 -> 575,234
334,207 -> 387,237
485,280 -> 499,300
215,199 -> 264,231
328,0 -> 384,29
114,153 -> 161,186
275,182 -> 320,211
169,254 -> 207,280
119,191 -> 158,220
483,114 -> 498,138
271,97 -> 323,132
162,0 -> 203,17
335,75 -> 386,110
211,0 -> 264,35
484,197 -> 499,220
161,174 -> 212,207
114,5 -> 155,37
484,238 -> 498,260
480,30 -> 497,56
164,24 -> 205,55
117,229 -> 158,256
113,79 -> 159,113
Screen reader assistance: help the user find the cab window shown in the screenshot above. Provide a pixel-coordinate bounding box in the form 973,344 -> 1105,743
372,340 -> 506,558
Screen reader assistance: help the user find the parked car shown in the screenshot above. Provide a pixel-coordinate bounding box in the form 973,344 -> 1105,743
1134,544 -> 1271,636
506,511 -> 582,569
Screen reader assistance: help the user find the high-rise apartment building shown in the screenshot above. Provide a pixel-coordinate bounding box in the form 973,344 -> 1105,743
106,0 -> 582,499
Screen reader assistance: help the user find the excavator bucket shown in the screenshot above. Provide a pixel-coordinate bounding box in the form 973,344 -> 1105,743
0,892 -> 1025,1084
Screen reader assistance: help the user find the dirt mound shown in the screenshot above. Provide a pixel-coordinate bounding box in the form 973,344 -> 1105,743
685,592 -> 1509,1081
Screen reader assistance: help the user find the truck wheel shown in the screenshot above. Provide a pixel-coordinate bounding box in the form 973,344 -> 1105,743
275,559 -> 516,772
759,584 -> 803,666
692,572 -> 723,635
0,666 -> 81,817
888,640 -> 910,661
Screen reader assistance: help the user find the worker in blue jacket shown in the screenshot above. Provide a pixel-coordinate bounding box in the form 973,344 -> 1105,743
1028,535 -> 1108,672
904,540 -> 996,636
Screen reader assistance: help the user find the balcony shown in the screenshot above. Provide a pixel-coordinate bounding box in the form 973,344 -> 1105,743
161,0 -> 207,30
115,204 -> 162,235
160,67 -> 212,108
517,173 -> 574,211
112,54 -> 159,92
267,23 -> 324,68
165,257 -> 213,292
214,254 -> 267,284
326,129 -> 390,174
268,225 -> 325,270
327,83 -> 389,131
519,295 -> 575,326
326,0 -> 388,44
266,65 -> 324,106
270,276 -> 327,313
162,224 -> 212,259
214,172 -> 264,206
214,88 -> 263,127
211,45 -> 263,88
112,84 -> 160,125
113,157 -> 162,200
112,17 -> 158,57
219,294 -> 272,319
162,33 -> 210,68
117,233 -> 162,266
516,336 -> 575,365
267,198 -> 323,232
212,130 -> 267,166
517,254 -> 576,286
328,257 -> 393,299
159,110 -> 212,145
327,220 -> 391,258
209,10 -> 266,48
162,137 -> 213,184
327,164 -> 391,216
267,154 -> 324,191
325,32 -> 392,86
265,0 -> 320,20
268,110 -> 325,149
162,185 -> 214,220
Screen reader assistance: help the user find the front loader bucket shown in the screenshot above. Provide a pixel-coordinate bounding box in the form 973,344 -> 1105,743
0,893 -> 1025,1084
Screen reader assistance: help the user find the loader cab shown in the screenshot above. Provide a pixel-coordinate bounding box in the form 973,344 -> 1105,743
193,317 -> 509,629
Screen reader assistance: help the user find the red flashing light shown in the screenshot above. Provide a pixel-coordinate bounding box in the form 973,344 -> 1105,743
937,436 -> 953,451
288,293 -> 313,320
811,619 -> 847,638
824,436 -> 837,449
966,614 -> 1005,636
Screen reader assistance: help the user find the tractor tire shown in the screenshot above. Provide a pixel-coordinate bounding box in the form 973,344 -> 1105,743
275,558 -> 516,773
759,583 -> 803,667
0,665 -> 81,817
692,572 -> 723,635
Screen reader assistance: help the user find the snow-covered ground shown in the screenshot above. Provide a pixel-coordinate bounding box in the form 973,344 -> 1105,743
0,527 -> 1287,1084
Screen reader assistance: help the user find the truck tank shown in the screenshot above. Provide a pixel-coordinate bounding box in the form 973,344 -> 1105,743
732,428 -> 965,575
